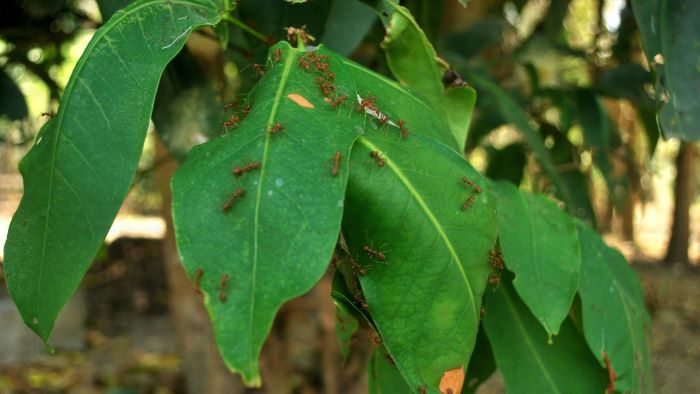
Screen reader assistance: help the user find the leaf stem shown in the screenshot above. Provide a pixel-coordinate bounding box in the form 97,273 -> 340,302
223,15 -> 269,44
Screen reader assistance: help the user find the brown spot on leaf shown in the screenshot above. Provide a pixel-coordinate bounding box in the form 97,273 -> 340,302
287,93 -> 314,109
439,367 -> 464,394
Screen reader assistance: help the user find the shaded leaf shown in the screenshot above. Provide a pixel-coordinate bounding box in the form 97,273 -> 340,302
490,181 -> 580,337
368,346 -> 412,394
485,143 -> 526,186
0,69 -> 27,120
4,0 -> 224,343
374,1 -> 475,151
577,222 -> 653,393
483,275 -> 608,394
466,72 -> 574,212
322,0 -> 377,56
343,134 -> 498,393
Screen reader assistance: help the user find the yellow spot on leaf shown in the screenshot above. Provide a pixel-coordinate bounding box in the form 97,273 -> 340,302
287,93 -> 314,109
439,367 -> 464,394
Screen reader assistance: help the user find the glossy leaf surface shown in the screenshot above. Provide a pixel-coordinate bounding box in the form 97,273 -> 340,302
577,222 -> 653,393
344,134 -> 498,393
483,277 -> 607,394
4,0 -> 225,343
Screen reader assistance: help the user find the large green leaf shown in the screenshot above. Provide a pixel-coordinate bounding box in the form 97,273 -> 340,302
343,134 -> 498,393
483,275 -> 608,394
171,43 -> 362,385
490,181 -> 580,337
3,0 -> 225,343
631,0 -> 700,140
466,72 -> 574,212
372,1 -> 476,151
577,222 -> 653,393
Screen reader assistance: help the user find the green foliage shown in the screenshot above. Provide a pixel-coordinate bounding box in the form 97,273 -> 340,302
483,275 -> 608,394
3,0 -> 225,342
2,1 -> 669,393
631,0 -> 700,140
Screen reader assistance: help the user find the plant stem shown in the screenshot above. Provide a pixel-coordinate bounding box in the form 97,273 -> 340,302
223,15 -> 269,44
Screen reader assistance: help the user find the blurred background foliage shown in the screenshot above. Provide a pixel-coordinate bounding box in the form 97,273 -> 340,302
1,0 -> 699,393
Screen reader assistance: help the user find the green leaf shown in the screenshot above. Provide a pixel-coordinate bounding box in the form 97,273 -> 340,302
483,276 -> 608,394
466,72 -> 574,212
96,0 -> 135,21
321,0 -> 377,56
577,222 -> 653,393
368,346 -> 412,394
0,69 -> 27,120
631,0 -> 700,140
490,181 -> 581,337
171,43 -> 361,386
343,134 -> 498,393
376,1 -> 476,151
485,143 -> 526,185
331,270 -> 361,360
3,0 -> 224,343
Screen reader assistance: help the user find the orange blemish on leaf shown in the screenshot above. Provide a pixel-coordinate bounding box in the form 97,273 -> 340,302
439,367 -> 464,394
287,93 -> 314,109
602,351 -> 617,393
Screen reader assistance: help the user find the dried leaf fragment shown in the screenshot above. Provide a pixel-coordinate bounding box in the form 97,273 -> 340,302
287,93 -> 314,109
439,367 -> 464,394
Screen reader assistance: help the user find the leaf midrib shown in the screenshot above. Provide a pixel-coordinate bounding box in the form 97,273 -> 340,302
249,47 -> 296,369
356,136 -> 478,323
34,0 -> 220,325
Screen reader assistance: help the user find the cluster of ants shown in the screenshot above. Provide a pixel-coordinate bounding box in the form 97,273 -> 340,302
460,175 -> 481,211
193,268 -> 230,304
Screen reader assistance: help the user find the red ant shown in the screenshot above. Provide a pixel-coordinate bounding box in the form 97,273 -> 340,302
252,63 -> 265,78
488,274 -> 501,288
325,94 -> 348,107
298,56 -> 311,70
222,188 -> 245,211
193,268 -> 204,294
356,96 -> 377,113
418,385 -> 427,394
219,274 -> 229,302
369,329 -> 383,345
223,115 -> 241,127
232,161 -> 261,177
377,114 -> 390,126
326,71 -> 334,80
461,176 -> 481,193
461,194 -> 476,211
362,245 -> 386,261
269,122 -> 284,135
348,256 -> 366,276
370,150 -> 386,167
272,48 -> 282,63
223,99 -> 239,109
397,119 -> 410,138
41,111 -> 56,118
331,151 -> 342,176
489,249 -> 504,271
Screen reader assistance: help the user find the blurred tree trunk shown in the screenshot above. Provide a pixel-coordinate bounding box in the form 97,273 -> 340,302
664,142 -> 697,265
